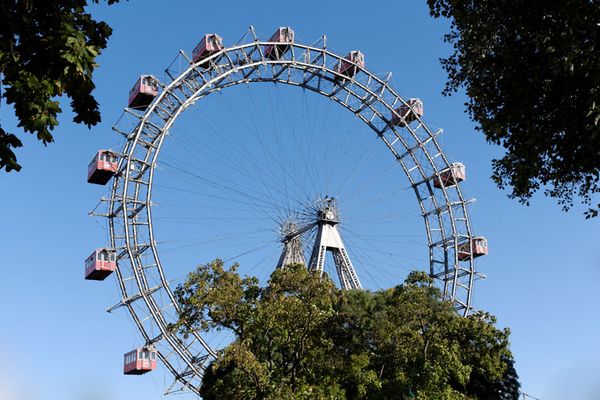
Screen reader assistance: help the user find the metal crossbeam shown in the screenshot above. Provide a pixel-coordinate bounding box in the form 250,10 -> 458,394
107,285 -> 161,313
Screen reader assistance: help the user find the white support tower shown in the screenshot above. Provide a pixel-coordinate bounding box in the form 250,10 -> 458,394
276,221 -> 307,268
308,197 -> 362,290
276,197 -> 361,290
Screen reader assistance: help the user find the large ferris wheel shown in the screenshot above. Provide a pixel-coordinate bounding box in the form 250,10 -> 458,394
86,26 -> 488,396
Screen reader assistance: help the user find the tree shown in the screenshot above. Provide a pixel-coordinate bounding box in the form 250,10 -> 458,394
463,355 -> 520,400
0,0 -> 122,172
174,261 -> 520,399
427,0 -> 600,218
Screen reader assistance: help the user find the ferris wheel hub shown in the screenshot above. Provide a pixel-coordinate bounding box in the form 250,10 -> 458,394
316,196 -> 340,224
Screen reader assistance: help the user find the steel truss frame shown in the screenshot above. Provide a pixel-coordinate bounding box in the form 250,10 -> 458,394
96,28 -> 483,396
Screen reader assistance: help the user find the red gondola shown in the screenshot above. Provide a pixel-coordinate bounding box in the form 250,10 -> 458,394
84,248 -> 117,281
128,75 -> 159,110
392,98 -> 424,127
264,27 -> 295,59
335,51 -> 365,78
192,34 -> 224,67
124,348 -> 157,375
87,150 -> 118,185
458,237 -> 488,261
433,163 -> 466,189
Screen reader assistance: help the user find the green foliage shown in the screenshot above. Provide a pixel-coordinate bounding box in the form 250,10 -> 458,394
427,0 -> 600,218
174,261 -> 520,399
0,0 -> 122,172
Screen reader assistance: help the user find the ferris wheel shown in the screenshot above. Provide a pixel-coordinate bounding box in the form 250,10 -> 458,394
86,26 -> 488,396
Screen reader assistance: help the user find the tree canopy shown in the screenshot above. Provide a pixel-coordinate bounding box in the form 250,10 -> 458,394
0,0 -> 121,172
427,0 -> 600,218
174,261 -> 520,399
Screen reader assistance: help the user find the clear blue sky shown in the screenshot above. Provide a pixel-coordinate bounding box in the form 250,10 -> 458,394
1,1 -> 598,399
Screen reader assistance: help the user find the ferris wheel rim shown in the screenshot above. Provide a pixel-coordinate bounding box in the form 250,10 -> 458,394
104,32 -> 479,396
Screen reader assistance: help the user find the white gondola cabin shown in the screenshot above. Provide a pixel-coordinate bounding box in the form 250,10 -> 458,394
433,163 -> 466,189
335,51 -> 365,78
87,150 -> 118,185
84,248 -> 117,280
124,348 -> 157,375
265,27 -> 295,59
128,75 -> 159,110
458,236 -> 488,261
192,34 -> 224,67
392,98 -> 424,127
